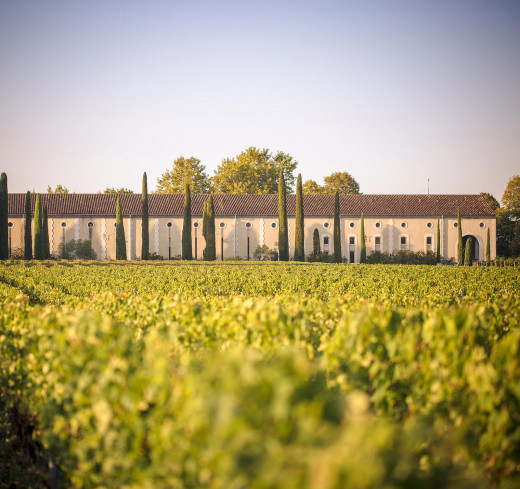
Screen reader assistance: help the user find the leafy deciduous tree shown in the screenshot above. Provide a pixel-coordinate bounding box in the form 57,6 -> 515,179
278,169 -> 289,261
24,191 -> 32,259
116,198 -> 127,260
47,185 -> 69,194
323,171 -> 360,194
502,174 -> 520,218
156,156 -> 211,194
480,192 -> 500,212
302,179 -> 325,194
294,174 -> 304,261
103,188 -> 134,194
333,191 -> 341,263
182,183 -> 192,260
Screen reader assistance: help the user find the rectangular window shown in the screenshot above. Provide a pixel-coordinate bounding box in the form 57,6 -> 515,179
375,237 -> 381,245
323,237 -> 329,245
401,237 -> 406,245
349,237 -> 355,245
426,237 -> 432,245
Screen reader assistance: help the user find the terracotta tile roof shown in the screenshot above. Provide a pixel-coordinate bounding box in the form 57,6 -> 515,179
8,193 -> 495,218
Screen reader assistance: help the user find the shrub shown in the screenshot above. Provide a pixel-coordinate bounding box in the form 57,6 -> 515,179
58,240 -> 97,260
254,244 -> 276,261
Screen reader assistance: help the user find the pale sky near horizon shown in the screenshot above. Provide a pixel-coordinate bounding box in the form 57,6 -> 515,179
1,0 -> 519,202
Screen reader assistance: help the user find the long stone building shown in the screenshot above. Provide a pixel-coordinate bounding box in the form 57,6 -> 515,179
7,193 -> 496,262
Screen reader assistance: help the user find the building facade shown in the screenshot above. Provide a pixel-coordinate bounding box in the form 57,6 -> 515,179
7,193 -> 496,262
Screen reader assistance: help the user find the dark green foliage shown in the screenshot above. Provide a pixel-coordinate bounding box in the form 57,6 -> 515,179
141,172 -> 149,260
436,218 -> 441,263
42,206 -> 50,259
253,244 -> 276,260
59,239 -> 97,259
313,228 -> 320,261
33,195 -> 43,260
464,238 -> 473,266
367,250 -> 448,265
278,169 -> 289,261
182,184 -> 192,260
116,198 -> 127,260
333,191 -> 341,263
360,213 -> 367,264
203,195 -> 216,261
0,172 -> 8,259
294,174 -> 304,261
457,208 -> 464,265
24,191 -> 32,259
486,228 -> 491,261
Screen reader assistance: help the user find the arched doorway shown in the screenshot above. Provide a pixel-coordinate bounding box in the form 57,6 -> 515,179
462,235 -> 480,263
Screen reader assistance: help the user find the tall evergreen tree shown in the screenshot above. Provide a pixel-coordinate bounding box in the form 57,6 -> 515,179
333,191 -> 342,263
294,173 -> 304,261
24,191 -> 32,259
182,183 -> 192,260
278,169 -> 289,261
436,218 -> 441,263
206,194 -> 216,261
33,194 -> 43,260
313,228 -> 320,261
360,213 -> 367,263
115,198 -> 127,260
141,172 -> 149,260
0,173 -> 8,259
464,238 -> 473,266
457,207 -> 464,265
486,228 -> 491,261
42,205 -> 50,259
202,200 -> 209,260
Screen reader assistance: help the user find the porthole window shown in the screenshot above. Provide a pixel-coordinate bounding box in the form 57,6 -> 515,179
426,221 -> 433,229
349,222 -> 356,229
400,221 -> 408,229
245,222 -> 252,229
61,221 -> 67,228
323,221 -> 331,229
8,221 -> 13,228
167,222 -> 173,228
375,221 -> 382,229
87,222 -> 94,228
219,221 -> 226,229
193,221 -> 200,229
479,222 -> 486,229
113,222 -> 117,228
453,222 -> 458,228
271,222 -> 278,229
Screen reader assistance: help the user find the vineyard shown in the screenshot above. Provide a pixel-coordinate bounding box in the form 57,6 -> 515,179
1,261 -> 519,488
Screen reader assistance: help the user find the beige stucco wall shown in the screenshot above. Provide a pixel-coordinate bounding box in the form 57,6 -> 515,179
6,214 -> 496,262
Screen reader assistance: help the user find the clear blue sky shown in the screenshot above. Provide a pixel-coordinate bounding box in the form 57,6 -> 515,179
1,0 -> 519,202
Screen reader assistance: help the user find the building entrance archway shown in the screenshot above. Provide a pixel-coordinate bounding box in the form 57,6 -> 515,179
462,234 -> 480,263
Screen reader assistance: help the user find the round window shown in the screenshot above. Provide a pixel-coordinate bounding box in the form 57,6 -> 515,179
193,221 -> 200,229
427,221 -> 433,229
87,222 -> 94,228
167,222 -> 173,228
61,221 -> 67,228
271,222 -> 278,229
375,221 -> 382,229
453,222 -> 458,228
8,221 -> 13,228
323,221 -> 331,229
245,222 -> 252,229
113,222 -> 117,228
349,222 -> 356,229
219,222 -> 226,229
400,222 -> 408,229
479,222 -> 486,228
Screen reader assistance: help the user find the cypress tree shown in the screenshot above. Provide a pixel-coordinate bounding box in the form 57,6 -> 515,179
206,194 -> 216,261
182,183 -> 192,260
278,169 -> 289,261
457,207 -> 464,265
42,205 -> 50,259
141,172 -> 149,260
294,173 -> 304,261
0,173 -> 8,259
116,198 -> 127,260
34,194 -> 43,260
360,212 -> 367,263
464,238 -> 472,266
436,217 -> 441,263
202,200 -> 208,260
486,228 -> 491,261
24,191 -> 32,259
313,228 -> 320,261
333,191 -> 342,263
